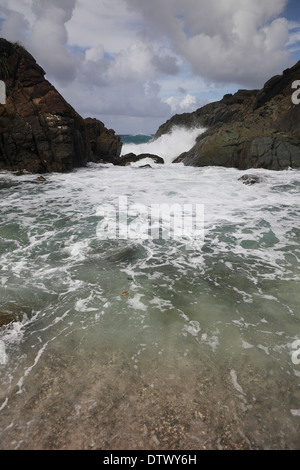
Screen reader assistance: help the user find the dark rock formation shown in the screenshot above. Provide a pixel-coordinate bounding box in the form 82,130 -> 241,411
156,62 -> 300,170
116,153 -> 164,166
84,117 -> 122,164
0,39 -> 121,173
238,175 -> 262,185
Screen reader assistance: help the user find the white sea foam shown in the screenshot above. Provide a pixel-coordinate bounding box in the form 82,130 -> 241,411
121,126 -> 206,164
230,369 -> 245,395
64,240 -> 91,260
0,340 -> 8,365
127,293 -> 147,311
1,155 -> 300,448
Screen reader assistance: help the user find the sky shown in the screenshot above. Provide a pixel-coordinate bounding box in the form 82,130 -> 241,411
0,0 -> 300,134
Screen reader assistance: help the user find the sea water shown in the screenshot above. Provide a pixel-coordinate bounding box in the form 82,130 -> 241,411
0,127 -> 300,449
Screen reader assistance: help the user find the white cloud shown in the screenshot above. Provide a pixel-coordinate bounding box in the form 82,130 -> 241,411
85,45 -> 104,62
0,0 -> 295,133
25,0 -> 77,83
105,42 -> 155,81
0,9 -> 29,42
165,93 -> 202,114
66,0 -> 142,53
180,94 -> 197,110
125,0 -> 291,87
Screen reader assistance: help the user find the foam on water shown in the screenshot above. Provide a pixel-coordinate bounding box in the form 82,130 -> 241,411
121,126 -> 206,164
0,153 -> 300,448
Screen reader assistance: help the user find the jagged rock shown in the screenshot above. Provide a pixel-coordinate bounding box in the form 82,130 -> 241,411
155,62 -> 300,170
0,39 -> 122,173
84,117 -> 122,164
116,153 -> 164,166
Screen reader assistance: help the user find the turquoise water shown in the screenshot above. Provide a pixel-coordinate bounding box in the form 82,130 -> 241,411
0,133 -> 300,449
119,135 -> 153,145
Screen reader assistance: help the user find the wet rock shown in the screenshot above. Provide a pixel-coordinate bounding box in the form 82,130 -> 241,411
239,175 -> 262,185
84,118 -> 122,165
116,153 -> 164,166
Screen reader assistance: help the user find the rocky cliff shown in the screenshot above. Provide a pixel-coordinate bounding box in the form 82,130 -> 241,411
155,62 -> 300,170
0,39 -> 122,173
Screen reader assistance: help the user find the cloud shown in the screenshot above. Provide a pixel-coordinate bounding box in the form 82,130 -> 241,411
0,0 -> 295,133
66,0 -> 142,53
85,45 -> 104,62
0,2 -> 30,43
287,21 -> 300,53
25,0 -> 77,83
125,0 -> 291,87
165,93 -> 205,114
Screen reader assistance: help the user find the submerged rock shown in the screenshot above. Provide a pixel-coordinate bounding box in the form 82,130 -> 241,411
0,39 -> 122,173
155,62 -> 300,170
239,174 -> 262,185
0,311 -> 22,328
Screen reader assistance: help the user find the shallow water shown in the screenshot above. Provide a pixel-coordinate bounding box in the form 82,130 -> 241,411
0,163 -> 300,450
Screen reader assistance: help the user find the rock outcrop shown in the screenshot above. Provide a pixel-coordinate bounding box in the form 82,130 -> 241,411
155,62 -> 300,170
84,118 -> 122,165
116,153 -> 164,166
0,39 -> 121,173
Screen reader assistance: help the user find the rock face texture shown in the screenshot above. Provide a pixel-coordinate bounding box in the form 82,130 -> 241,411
0,39 -> 121,173
84,118 -> 122,165
155,62 -> 300,170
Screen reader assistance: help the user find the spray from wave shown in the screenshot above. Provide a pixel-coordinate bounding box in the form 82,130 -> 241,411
121,126 -> 206,164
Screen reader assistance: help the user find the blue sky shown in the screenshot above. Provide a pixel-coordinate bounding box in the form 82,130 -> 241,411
0,0 -> 300,134
285,0 -> 300,59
